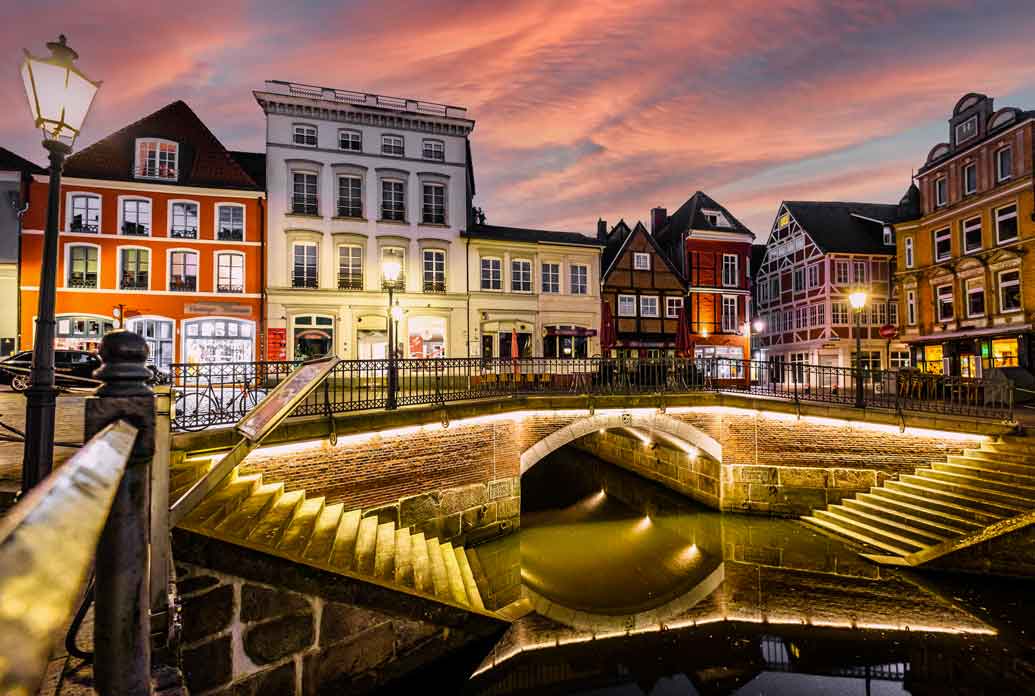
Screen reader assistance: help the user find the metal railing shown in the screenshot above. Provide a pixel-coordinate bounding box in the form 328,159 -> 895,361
169,357 -> 1016,431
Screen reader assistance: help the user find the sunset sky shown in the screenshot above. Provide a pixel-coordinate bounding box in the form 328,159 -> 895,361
4,1 -> 1035,240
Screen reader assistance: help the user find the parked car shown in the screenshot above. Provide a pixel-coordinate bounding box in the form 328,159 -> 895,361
0,350 -> 103,392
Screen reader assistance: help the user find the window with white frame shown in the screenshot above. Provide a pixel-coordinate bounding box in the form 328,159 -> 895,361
633,252 -> 650,270
721,254 -> 738,287
337,245 -> 363,290
380,246 -> 405,288
339,129 -> 361,152
135,139 -> 177,180
796,306 -> 807,330
853,260 -> 866,283
872,259 -> 889,281
617,295 -> 636,317
381,179 -> 405,221
67,245 -> 98,288
792,267 -> 804,292
935,177 -> 947,207
169,250 -> 198,292
888,300 -> 898,326
170,201 -> 198,239
907,290 -> 917,325
963,162 -> 977,195
70,194 -> 100,233
422,139 -> 444,161
570,265 -> 588,295
811,304 -> 825,326
121,198 -> 151,236
996,203 -> 1018,243
890,350 -> 910,369
999,270 -> 1022,312
966,279 -> 985,317
293,124 -> 317,147
640,295 -> 659,318
665,296 -> 682,318
959,216 -> 982,253
831,302 -> 849,325
331,175 -> 361,218
511,259 -> 532,292
480,257 -> 501,290
216,204 -> 244,241
934,227 -> 952,261
542,263 -> 560,293
423,249 -> 446,292
382,135 -> 404,157
769,276 -> 779,298
905,237 -> 914,268
955,115 -> 977,143
421,183 -> 446,224
883,225 -> 894,245
120,248 -> 148,290
807,264 -> 819,288
291,172 -> 319,215
216,253 -> 244,293
759,279 -> 769,304
721,296 -> 738,332
834,261 -> 849,285
935,284 -> 954,322
996,146 -> 1013,182
292,243 -> 318,288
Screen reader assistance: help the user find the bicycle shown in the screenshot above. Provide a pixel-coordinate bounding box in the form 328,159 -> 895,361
173,371 -> 268,432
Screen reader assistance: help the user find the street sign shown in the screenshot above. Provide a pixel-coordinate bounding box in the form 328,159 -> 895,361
879,324 -> 898,339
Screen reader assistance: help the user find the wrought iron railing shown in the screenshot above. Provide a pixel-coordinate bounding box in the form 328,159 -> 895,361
169,357 -> 1015,431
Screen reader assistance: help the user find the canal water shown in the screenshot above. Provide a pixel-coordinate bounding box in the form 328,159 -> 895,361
452,444 -> 1035,695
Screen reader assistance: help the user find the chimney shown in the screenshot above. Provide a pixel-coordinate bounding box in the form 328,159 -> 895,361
597,218 -> 608,241
650,207 -> 667,235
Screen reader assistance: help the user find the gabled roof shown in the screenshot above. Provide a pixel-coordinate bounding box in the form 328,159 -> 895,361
229,151 -> 266,190
601,219 -> 632,270
602,220 -> 686,285
63,100 -> 259,190
0,147 -> 44,175
781,201 -> 899,255
655,190 -> 754,247
463,223 -> 602,247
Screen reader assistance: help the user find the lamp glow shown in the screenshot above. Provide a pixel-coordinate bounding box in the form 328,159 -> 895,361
849,290 -> 868,310
390,305 -> 404,322
21,35 -> 100,146
382,260 -> 402,285
752,318 -> 765,333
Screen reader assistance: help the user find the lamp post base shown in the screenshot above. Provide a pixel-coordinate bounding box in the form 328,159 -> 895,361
22,383 -> 58,490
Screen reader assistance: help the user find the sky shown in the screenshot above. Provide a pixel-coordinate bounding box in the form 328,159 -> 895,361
3,1 -> 1035,241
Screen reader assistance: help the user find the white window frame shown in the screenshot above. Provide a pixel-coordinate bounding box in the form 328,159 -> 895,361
721,296 -> 738,332
935,177 -> 947,207
380,178 -> 406,222
167,199 -> 200,239
792,268 -> 804,292
570,264 -> 589,295
721,254 -> 738,288
962,216 -> 982,253
134,138 -> 178,181
379,246 -> 406,288
381,134 -> 405,157
511,258 -> 532,293
904,237 -> 914,268
807,264 -> 819,288
883,226 -> 894,246
215,251 -> 245,294
293,124 -> 318,147
421,182 -> 447,225
167,248 -> 200,293
665,296 -> 683,319
542,263 -> 560,294
834,261 -> 850,285
422,139 -> 445,161
955,115 -> 977,143
617,295 -> 636,317
290,169 -> 320,216
934,227 -> 952,261
633,252 -> 651,271
852,260 -> 867,283
338,129 -> 362,152
65,242 -> 101,289
66,191 -> 101,233
117,245 -> 151,291
215,202 -> 246,241
906,290 -> 917,326
337,244 -> 363,290
336,174 -> 363,218
995,203 -> 1019,244
422,248 -> 446,292
965,278 -> 985,318
639,295 -> 659,318
292,241 -> 320,289
935,284 -> 954,322
480,257 -> 502,291
118,196 -> 152,237
998,269 -> 1022,313
831,302 -> 849,325
996,146 -> 1012,182
962,162 -> 977,195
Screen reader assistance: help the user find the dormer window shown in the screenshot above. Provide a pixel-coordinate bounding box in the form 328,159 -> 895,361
702,209 -> 728,227
882,225 -> 894,246
135,139 -> 177,180
955,115 -> 978,144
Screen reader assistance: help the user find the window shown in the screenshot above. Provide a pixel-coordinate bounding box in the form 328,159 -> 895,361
216,204 -> 244,241
292,172 -> 319,215
67,245 -> 98,288
511,259 -> 531,292
481,258 -> 501,290
853,260 -> 866,283
293,125 -> 317,147
339,130 -> 361,152
570,265 -> 588,295
907,290 -> 917,325
292,243 -> 318,288
382,135 -> 404,157
168,201 -> 198,239
883,225 -> 894,246
807,264 -> 819,288
721,254 -> 738,287
121,198 -> 151,236
216,253 -> 244,293
617,295 -> 636,317
409,316 -> 447,358
936,284 -> 954,322
955,115 -> 977,143
69,194 -> 100,233
890,351 -> 910,369
935,177 -> 947,207
665,296 -> 682,318
792,268 -> 804,292
381,179 -> 405,221
421,183 -> 446,224
119,249 -> 148,290
337,245 -> 363,290
966,280 -> 985,317
721,296 -> 738,332
542,263 -> 560,293
888,300 -> 898,326
834,261 -> 849,285
999,270 -> 1022,312
185,318 -> 255,363
996,204 -> 1018,243
934,227 -> 952,261
996,146 -> 1012,182
960,162 -> 976,196
381,246 -> 405,288
905,237 -> 914,268
640,296 -> 659,318
831,302 -> 849,325
336,176 -> 362,218
135,139 -> 177,180
959,216 -> 982,254
423,249 -> 446,292
759,279 -> 769,304
422,139 -> 444,161
811,304 -> 825,326
633,252 -> 651,271
783,310 -> 793,331
795,306 -> 807,329
128,318 -> 174,371
169,251 -> 198,292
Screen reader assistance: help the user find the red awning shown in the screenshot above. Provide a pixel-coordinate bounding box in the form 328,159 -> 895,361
546,327 -> 597,337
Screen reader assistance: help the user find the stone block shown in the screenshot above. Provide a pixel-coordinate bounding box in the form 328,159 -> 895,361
241,584 -> 311,623
321,603 -> 387,647
362,504 -> 399,525
439,483 -> 488,515
656,459 -> 678,481
462,502 -> 495,530
696,474 -> 719,497
232,661 -> 296,696
777,487 -> 828,513
831,468 -> 877,489
244,613 -> 315,665
695,456 -> 721,480
181,584 -> 234,643
735,466 -> 778,484
441,512 -> 462,539
182,636 -> 232,693
302,622 -> 396,694
497,496 -> 520,519
778,468 -> 829,488
747,483 -> 781,502
399,492 -> 441,528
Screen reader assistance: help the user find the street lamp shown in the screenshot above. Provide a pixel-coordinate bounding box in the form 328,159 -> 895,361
382,260 -> 402,408
849,289 -> 868,408
752,318 -> 765,333
20,35 -> 100,491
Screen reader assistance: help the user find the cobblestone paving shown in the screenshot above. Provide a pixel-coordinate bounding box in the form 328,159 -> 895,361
0,389 -> 86,496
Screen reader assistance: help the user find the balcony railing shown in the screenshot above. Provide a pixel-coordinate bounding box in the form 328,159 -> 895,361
136,164 -> 176,180
121,222 -> 149,236
68,275 -> 98,289
169,227 -> 198,239
70,221 -> 99,233
338,274 -> 363,291
217,283 -> 244,294
337,202 -> 362,218
266,80 -> 470,120
291,195 -> 319,216
217,228 -> 243,241
292,275 -> 318,289
423,279 -> 446,293
170,277 -> 197,292
120,273 -> 148,290
382,276 -> 405,291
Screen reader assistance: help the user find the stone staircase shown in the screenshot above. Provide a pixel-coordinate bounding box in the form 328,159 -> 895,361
171,456 -> 488,612
803,434 -> 1035,565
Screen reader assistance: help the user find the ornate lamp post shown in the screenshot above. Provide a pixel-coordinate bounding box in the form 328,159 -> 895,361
20,35 -> 101,490
849,289 -> 869,409
382,260 -> 402,409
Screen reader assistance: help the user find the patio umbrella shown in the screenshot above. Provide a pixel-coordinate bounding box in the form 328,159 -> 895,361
675,305 -> 691,358
600,300 -> 616,355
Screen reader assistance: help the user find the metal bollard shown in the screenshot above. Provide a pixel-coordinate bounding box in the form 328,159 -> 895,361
86,330 -> 155,696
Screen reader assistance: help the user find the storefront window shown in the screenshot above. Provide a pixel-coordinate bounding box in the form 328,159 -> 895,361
292,316 -> 334,360
498,332 -> 532,358
408,316 -> 446,358
56,315 -> 115,352
921,345 -> 944,375
990,338 -> 1019,368
544,326 -> 588,359
184,318 -> 255,364
695,345 -> 745,378
128,317 -> 174,371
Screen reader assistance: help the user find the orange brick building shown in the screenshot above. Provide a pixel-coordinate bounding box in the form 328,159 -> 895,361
19,101 -> 265,369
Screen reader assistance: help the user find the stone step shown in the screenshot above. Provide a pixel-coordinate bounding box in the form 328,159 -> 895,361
917,467 -> 1035,500
828,502 -> 948,546
441,542 -> 470,605
426,537 -> 450,599
394,529 -> 414,588
454,546 -> 484,610
900,473 -> 1034,513
884,480 -> 1017,519
278,497 -> 325,557
328,509 -> 363,570
991,435 -> 1035,453
411,533 -> 432,594
812,509 -> 928,553
937,459 -> 1035,486
844,497 -> 972,537
465,548 -> 490,603
802,514 -> 915,557
302,503 -> 343,564
865,486 -> 1001,526
969,447 -> 1035,466
182,473 -> 259,527
215,482 -> 284,539
373,521 -> 397,580
353,516 -> 379,575
246,489 -> 303,547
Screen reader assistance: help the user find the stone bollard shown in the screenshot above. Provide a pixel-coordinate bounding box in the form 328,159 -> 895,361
87,330 -> 155,696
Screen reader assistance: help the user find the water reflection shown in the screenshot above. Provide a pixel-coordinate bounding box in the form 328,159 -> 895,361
464,445 -> 1034,695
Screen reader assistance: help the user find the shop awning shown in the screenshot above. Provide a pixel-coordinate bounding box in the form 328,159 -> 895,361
546,327 -> 597,337
903,324 -> 1032,343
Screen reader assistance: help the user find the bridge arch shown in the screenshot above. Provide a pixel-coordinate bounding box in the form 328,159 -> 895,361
519,411 -> 722,475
